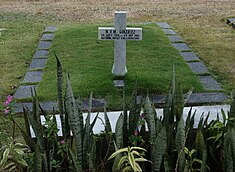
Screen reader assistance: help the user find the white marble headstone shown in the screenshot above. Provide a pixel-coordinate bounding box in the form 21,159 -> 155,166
98,11 -> 142,76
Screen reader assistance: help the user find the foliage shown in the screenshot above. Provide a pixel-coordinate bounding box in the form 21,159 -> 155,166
3,56 -> 235,172
184,147 -> 203,172
108,146 -> 150,172
0,137 -> 29,172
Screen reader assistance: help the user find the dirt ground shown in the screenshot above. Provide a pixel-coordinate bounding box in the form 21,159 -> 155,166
1,0 -> 235,94
1,0 -> 234,22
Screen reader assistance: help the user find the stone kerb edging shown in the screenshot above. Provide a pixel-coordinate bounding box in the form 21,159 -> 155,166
227,18 -> 235,29
156,22 -> 223,92
14,26 -> 57,100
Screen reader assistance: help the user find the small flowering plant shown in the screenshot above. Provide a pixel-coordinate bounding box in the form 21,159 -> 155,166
1,95 -> 14,116
129,112 -> 146,146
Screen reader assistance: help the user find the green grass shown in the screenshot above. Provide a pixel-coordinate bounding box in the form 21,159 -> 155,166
37,23 -> 204,110
0,11 -> 46,102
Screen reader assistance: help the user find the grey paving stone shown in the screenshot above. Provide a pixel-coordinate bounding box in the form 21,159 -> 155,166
138,92 -> 228,106
41,33 -> 54,41
156,22 -> 171,29
29,59 -> 48,70
227,18 -> 235,24
187,92 -> 228,104
180,52 -> 200,61
13,85 -> 37,99
113,80 -> 124,88
14,99 -> 106,113
23,71 -> 43,83
14,101 -> 58,114
168,35 -> 183,43
172,43 -> 191,51
81,99 -> 106,110
38,41 -> 52,50
162,29 -> 177,35
187,62 -> 209,74
199,76 -> 221,91
33,50 -> 49,59
44,26 -> 57,33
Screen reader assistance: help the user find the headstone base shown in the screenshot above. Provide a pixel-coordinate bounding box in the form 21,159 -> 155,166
113,80 -> 125,88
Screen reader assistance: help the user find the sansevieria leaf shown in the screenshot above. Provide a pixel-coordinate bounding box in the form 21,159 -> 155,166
65,75 -> 82,171
155,126 -> 167,172
175,115 -> 186,172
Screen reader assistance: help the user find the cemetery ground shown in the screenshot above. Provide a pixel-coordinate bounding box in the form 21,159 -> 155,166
0,0 -> 235,171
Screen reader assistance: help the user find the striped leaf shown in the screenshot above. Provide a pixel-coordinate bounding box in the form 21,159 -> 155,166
175,116 -> 186,172
83,92 -> 93,168
104,106 -> 112,133
200,149 -> 207,172
55,54 -> 64,138
65,75 -> 83,171
155,126 -> 167,172
144,95 -> 157,172
115,113 -> 124,149
129,78 -> 141,137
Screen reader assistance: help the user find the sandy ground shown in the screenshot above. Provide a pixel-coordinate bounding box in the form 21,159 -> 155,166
1,0 -> 234,22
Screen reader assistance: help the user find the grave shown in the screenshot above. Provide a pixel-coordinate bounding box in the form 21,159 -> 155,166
98,11 -> 142,77
13,21 -> 229,136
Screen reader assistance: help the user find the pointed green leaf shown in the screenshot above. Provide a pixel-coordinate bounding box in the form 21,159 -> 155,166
154,126 -> 167,172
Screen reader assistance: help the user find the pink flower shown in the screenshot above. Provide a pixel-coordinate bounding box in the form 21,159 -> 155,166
4,109 -> 9,114
134,131 -> 138,136
60,140 -> 65,144
4,95 -> 13,107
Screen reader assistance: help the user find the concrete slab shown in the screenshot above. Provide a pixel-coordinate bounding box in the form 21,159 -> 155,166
44,26 -> 57,33
14,85 -> 37,99
180,52 -> 200,62
162,29 -> 177,35
199,76 -> 222,91
156,22 -> 171,29
33,50 -> 49,59
14,101 -> 58,114
172,43 -> 191,51
22,71 -> 43,83
14,99 -> 106,113
113,80 -> 124,88
187,92 -> 228,104
187,62 -> 209,74
139,92 -> 228,106
168,35 -> 183,43
41,33 -> 54,41
227,18 -> 235,24
29,59 -> 48,70
29,104 -> 230,137
38,41 -> 52,50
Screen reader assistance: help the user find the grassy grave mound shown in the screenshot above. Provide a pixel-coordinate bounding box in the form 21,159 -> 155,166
37,23 -> 203,109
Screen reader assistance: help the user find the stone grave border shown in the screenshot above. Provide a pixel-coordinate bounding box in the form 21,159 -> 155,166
227,18 -> 235,29
13,23 -> 228,113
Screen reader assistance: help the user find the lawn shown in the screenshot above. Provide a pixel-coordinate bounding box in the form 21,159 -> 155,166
37,23 -> 203,109
0,11 -> 46,102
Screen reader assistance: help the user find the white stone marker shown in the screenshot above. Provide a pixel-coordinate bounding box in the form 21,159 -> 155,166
98,11 -> 142,76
